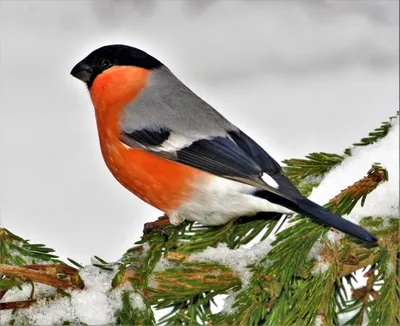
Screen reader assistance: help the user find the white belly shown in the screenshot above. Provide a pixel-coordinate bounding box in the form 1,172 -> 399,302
167,175 -> 292,225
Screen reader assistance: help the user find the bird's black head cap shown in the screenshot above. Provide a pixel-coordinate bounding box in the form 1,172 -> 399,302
71,44 -> 163,88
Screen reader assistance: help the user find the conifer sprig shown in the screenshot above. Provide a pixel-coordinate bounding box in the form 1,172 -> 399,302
214,161 -> 390,325
0,228 -> 61,265
282,152 -> 344,185
368,221 -> 399,325
283,113 -> 397,190
115,290 -> 155,326
326,163 -> 388,216
344,113 -> 399,154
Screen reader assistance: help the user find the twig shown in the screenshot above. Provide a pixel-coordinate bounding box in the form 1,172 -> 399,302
354,271 -> 376,326
0,264 -> 73,290
329,166 -> 387,203
339,254 -> 376,278
24,264 -> 78,276
0,299 -> 36,310
0,290 -> 8,301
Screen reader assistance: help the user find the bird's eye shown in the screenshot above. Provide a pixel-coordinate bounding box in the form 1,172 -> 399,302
98,58 -> 111,69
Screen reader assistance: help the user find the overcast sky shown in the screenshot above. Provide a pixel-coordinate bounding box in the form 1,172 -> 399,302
0,0 -> 398,264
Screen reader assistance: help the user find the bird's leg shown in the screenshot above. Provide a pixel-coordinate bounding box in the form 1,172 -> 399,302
143,215 -> 171,237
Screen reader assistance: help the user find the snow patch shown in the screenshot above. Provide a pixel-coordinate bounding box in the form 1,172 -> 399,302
0,265 -> 143,325
312,262 -> 331,275
153,257 -> 177,272
309,117 -> 399,223
308,239 -> 331,275
190,237 -> 274,286
386,262 -> 394,277
314,314 -> 324,326
221,290 -> 238,314
128,292 -> 146,311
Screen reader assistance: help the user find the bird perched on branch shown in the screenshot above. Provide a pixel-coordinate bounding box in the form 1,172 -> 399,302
71,44 -> 377,243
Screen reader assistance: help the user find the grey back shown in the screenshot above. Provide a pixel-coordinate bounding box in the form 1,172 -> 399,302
120,66 -> 236,138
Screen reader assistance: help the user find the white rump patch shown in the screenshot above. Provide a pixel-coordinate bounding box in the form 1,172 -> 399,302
173,175 -> 292,226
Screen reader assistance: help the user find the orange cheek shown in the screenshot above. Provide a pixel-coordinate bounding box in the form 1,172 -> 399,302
89,66 -> 150,135
89,66 -> 150,111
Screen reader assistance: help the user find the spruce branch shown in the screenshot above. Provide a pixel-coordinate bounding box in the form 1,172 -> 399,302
115,290 -> 156,326
286,268 -> 338,325
115,213 -> 281,324
0,264 -> 80,291
282,152 -> 344,185
175,214 -> 281,254
157,292 -> 215,326
264,219 -> 327,288
352,271 -> 376,326
344,113 -> 399,154
368,227 -> 400,325
0,228 -> 61,265
117,246 -> 383,306
215,161 -> 390,325
336,217 -> 399,325
115,250 -> 240,304
282,113 -> 397,190
0,263 -> 83,311
149,262 -> 240,304
338,248 -> 376,279
326,163 -> 388,216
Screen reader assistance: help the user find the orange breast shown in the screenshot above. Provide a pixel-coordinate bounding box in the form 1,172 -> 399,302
101,144 -> 202,211
89,66 -> 205,212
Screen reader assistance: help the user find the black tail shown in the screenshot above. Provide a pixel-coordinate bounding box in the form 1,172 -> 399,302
254,191 -> 377,243
296,197 -> 377,243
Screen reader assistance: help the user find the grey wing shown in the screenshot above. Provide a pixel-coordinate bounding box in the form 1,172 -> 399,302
119,66 -> 301,199
120,66 -> 234,140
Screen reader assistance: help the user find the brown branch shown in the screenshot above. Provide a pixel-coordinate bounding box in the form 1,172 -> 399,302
329,166 -> 387,203
354,271 -> 376,326
0,228 -> 7,240
0,264 -> 73,290
0,290 -> 7,301
0,299 -> 36,310
24,264 -> 84,289
24,264 -> 77,276
339,253 -> 376,278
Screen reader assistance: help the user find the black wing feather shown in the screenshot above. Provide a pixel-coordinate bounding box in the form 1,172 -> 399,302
228,130 -> 303,198
228,130 -> 281,174
176,137 -> 263,179
123,127 -> 171,146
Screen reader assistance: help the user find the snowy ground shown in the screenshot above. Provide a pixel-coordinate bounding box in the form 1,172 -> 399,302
0,1 -> 398,266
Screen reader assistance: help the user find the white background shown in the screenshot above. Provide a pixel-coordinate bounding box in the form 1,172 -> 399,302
0,1 -> 398,264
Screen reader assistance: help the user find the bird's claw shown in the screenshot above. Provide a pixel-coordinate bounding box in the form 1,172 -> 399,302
143,222 -> 169,239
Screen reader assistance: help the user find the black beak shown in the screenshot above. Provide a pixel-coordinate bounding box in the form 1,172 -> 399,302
70,62 -> 93,82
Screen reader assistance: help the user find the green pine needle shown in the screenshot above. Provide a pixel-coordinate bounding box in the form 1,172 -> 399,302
282,152 -> 344,185
115,290 -> 155,325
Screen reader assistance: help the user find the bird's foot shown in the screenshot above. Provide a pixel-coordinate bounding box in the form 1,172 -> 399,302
143,215 -> 170,238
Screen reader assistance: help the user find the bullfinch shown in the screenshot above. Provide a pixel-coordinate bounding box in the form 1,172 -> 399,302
71,44 -> 377,243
